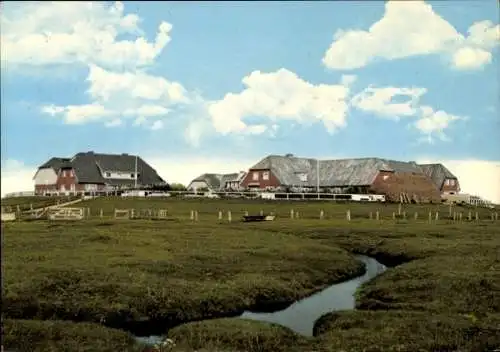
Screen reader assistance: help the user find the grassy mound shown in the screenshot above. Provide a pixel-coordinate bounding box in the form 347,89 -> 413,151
2,219 -> 363,335
167,318 -> 309,352
313,310 -> 500,352
2,319 -> 142,352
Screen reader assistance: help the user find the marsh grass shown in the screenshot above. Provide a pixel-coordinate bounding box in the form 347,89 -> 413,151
3,198 -> 500,351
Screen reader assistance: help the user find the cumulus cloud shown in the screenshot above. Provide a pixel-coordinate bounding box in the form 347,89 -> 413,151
414,106 -> 463,143
40,65 -> 191,130
0,1 -> 172,70
322,1 -> 500,70
208,69 -> 355,135
350,85 -> 463,142
351,86 -> 427,119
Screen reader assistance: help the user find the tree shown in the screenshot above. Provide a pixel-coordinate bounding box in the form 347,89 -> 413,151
169,183 -> 187,191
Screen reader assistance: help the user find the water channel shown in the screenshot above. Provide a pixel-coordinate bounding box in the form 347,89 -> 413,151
136,254 -> 387,345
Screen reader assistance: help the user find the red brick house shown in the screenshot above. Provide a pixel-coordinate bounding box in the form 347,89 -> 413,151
418,163 -> 460,195
33,151 -> 165,195
240,154 -> 443,202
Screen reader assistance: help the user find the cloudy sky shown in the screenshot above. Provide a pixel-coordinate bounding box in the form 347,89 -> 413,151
1,1 -> 499,202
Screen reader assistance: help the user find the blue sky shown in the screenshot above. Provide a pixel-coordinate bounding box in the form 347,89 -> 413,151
1,1 -> 499,200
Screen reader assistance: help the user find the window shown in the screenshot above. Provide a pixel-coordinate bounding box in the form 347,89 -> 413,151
252,172 -> 259,181
105,172 -> 111,177
449,179 -> 455,186
262,171 -> 270,180
131,173 -> 135,178
299,173 -> 307,182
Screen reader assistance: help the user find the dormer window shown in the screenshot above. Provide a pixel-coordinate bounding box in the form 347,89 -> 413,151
105,172 -> 111,177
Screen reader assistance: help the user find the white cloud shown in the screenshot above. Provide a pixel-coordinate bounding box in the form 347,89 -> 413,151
417,158 -> 500,204
208,69 -> 354,135
1,1 -> 172,70
350,85 -> 463,142
0,159 -> 35,198
414,106 -> 462,143
351,86 -> 427,119
87,65 -> 188,104
322,1 -> 500,70
452,47 -> 492,70
40,65 -> 191,130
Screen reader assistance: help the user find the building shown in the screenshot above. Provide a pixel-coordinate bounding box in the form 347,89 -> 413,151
240,154 -> 443,202
33,151 -> 166,195
418,163 -> 460,195
187,171 -> 247,192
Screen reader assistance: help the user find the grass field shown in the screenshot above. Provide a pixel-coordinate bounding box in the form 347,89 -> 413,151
2,197 -> 500,351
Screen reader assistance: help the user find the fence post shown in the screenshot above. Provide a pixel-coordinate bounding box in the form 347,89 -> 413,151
194,211 -> 199,222
475,211 -> 479,221
100,208 -> 103,218
260,209 -> 264,216
30,203 -> 33,210
87,207 -> 91,218
468,211 -> 472,221
398,203 -> 402,216
459,212 -> 463,222
414,212 -> 418,220
290,209 -> 294,219
190,210 -> 194,221
369,212 -> 373,220
227,211 -> 232,223
392,212 -> 396,220
346,210 -> 351,221
376,211 -> 380,221
218,211 -> 223,221
244,210 -> 249,217
320,210 -> 324,220
296,211 -> 300,219
428,211 -> 432,223
435,211 -> 439,221
495,212 -> 498,221
402,211 -> 406,220
16,205 -> 20,213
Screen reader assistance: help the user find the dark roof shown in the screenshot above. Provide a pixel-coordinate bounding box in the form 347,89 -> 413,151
249,155 -> 425,187
418,163 -> 457,189
39,157 -> 72,170
36,152 -> 165,186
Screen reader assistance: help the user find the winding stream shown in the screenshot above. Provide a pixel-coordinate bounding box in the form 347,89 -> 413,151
136,254 -> 387,345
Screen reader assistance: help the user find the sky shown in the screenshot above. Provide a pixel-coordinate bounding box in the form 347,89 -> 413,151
1,1 -> 499,202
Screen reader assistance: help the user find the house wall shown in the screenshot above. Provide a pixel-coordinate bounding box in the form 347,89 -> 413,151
441,178 -> 460,194
55,168 -> 78,193
371,170 -> 441,203
34,168 -> 58,186
240,169 -> 281,189
188,180 -> 210,191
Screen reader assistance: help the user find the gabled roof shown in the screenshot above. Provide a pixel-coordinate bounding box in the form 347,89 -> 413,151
36,152 -> 165,186
249,155 -> 424,187
190,172 -> 246,190
38,157 -> 72,170
418,163 -> 457,189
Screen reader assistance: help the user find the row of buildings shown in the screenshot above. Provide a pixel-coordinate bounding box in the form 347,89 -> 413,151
186,154 -> 459,203
32,151 -> 459,203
